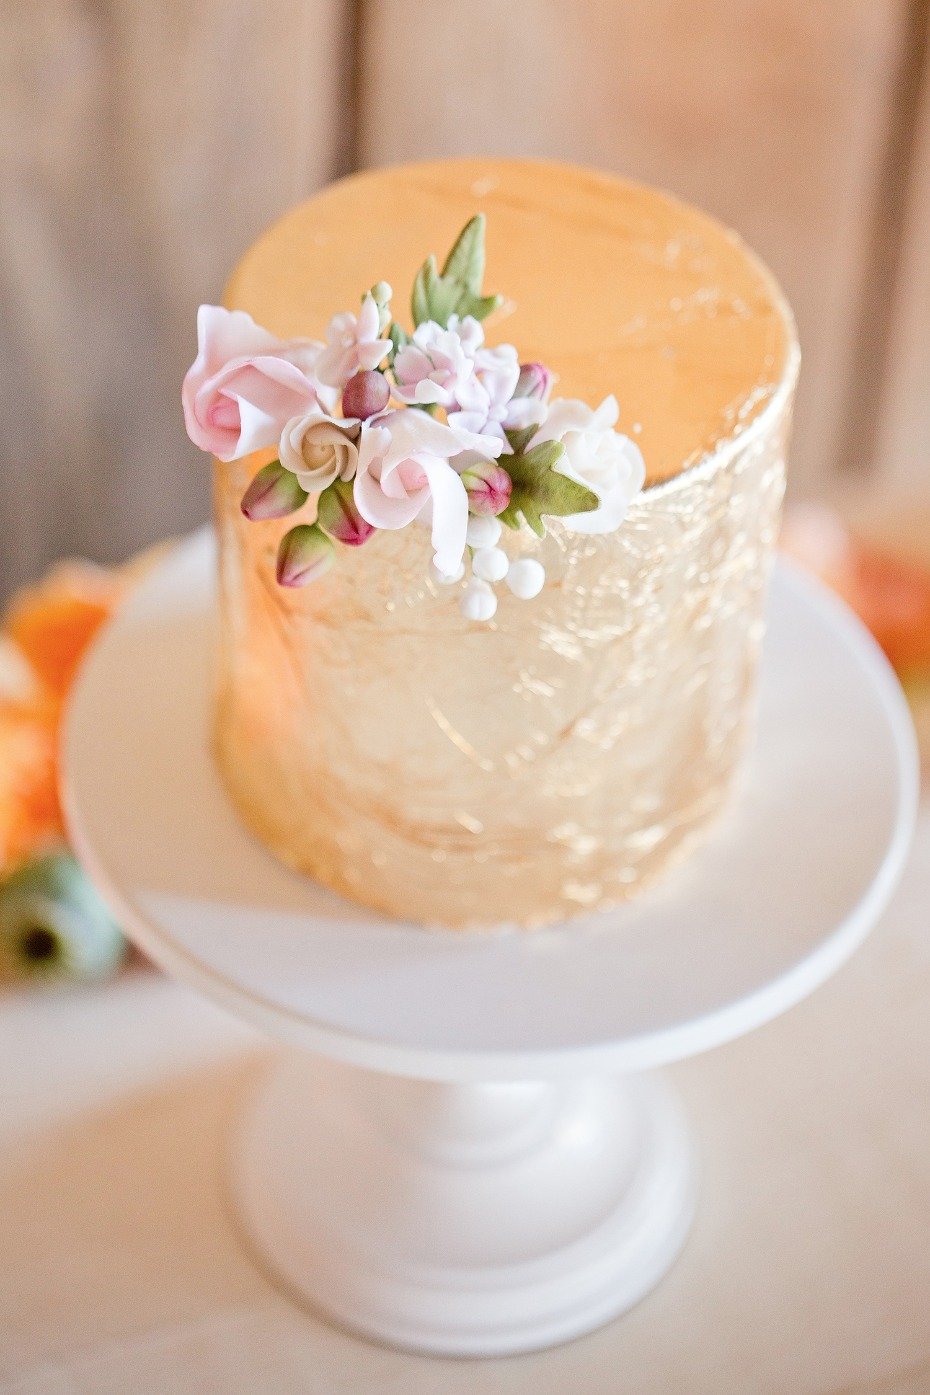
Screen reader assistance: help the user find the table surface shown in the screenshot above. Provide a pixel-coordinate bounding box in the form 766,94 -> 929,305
2,807 -> 930,1395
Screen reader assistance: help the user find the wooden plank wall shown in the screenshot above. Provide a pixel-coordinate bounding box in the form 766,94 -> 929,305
0,0 -> 353,596
0,0 -> 926,597
359,0 -> 912,497
873,2 -> 930,500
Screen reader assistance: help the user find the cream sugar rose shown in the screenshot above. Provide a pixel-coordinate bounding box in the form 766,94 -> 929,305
184,161 -> 797,930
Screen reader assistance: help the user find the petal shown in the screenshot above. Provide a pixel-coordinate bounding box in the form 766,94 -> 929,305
293,460 -> 339,493
504,396 -> 546,430
233,393 -> 283,459
357,294 -> 380,340
281,339 -> 326,377
278,409 -> 355,481
380,408 -> 503,463
414,380 -> 449,405
315,343 -> 355,389
183,307 -> 284,455
196,305 -> 280,376
447,408 -> 487,438
559,435 -> 645,534
353,466 -> 423,530
530,397 -> 595,445
418,456 -> 469,576
220,361 -> 316,457
621,436 -> 647,494
353,425 -> 424,530
356,423 -> 392,474
560,486 -> 629,534
394,345 -> 433,385
379,410 -> 463,467
357,339 -> 392,372
592,395 -> 621,430
326,311 -> 357,343
453,374 -> 489,413
454,316 -> 485,353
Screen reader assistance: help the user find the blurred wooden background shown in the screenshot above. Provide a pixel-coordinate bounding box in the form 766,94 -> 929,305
0,0 -> 927,597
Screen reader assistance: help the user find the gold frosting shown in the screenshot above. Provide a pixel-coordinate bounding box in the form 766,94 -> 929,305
225,159 -> 792,484
214,161 -> 799,930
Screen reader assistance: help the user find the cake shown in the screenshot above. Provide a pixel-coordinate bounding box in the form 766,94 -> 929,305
182,159 -> 798,930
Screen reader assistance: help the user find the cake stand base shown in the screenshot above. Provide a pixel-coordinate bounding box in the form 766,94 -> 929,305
63,532 -> 919,1361
233,1054 -> 693,1357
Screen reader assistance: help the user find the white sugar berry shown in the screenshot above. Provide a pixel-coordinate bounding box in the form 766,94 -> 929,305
460,579 -> 498,622
472,546 -> 509,583
466,515 -> 502,550
506,558 -> 546,600
430,558 -> 465,585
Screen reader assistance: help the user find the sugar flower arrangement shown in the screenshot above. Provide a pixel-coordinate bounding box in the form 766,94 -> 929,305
183,216 -> 645,620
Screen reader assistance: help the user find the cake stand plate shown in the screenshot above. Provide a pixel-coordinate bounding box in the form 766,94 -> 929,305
63,529 -> 917,1357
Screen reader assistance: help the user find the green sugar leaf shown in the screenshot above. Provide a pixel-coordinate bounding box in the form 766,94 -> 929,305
441,214 -> 487,293
499,440 -> 599,537
410,216 -> 502,328
388,322 -> 408,359
504,424 -> 537,456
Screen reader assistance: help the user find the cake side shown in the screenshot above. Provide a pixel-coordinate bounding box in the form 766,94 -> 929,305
213,381 -> 790,929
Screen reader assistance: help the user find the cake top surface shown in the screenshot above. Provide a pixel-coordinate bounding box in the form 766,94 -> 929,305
224,159 -> 796,486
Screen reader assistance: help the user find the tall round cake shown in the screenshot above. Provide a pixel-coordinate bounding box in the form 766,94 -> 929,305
202,159 -> 798,929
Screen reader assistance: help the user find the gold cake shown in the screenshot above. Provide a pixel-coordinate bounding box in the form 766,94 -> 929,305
209,159 -> 798,929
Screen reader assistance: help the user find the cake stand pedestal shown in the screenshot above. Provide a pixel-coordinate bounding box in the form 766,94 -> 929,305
63,530 -> 917,1358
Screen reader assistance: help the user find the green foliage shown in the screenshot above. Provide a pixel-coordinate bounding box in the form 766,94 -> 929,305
388,322 -> 408,361
497,438 -> 599,537
411,215 -> 502,328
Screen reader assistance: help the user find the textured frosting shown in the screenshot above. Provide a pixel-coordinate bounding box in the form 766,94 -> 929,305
214,161 -> 798,930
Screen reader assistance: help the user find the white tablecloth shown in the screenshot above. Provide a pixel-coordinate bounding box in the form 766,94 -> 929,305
2,810 -> 930,1395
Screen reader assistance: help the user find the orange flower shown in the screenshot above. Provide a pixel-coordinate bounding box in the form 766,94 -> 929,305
780,505 -> 930,675
0,562 -> 130,874
846,549 -> 930,674
0,696 -> 62,868
3,563 -> 126,702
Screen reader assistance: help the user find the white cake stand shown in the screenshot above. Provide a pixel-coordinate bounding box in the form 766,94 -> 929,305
63,529 -> 917,1359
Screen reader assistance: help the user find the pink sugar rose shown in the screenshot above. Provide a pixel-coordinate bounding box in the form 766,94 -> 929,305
353,409 -> 502,576
182,305 -> 327,462
315,295 -> 393,389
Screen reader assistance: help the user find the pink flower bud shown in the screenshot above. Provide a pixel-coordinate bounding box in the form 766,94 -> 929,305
316,479 -> 376,547
514,362 -> 553,402
460,460 -> 513,517
241,461 -> 308,520
342,370 -> 390,421
276,524 -> 335,587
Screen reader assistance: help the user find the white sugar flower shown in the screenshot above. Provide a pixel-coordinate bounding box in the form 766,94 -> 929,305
531,395 -> 646,533
315,295 -> 393,389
